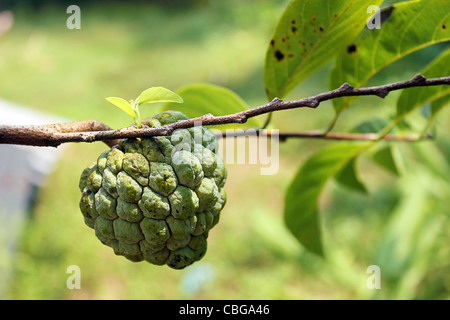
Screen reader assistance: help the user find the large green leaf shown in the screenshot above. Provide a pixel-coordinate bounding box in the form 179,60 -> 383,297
396,47 -> 450,120
264,0 -> 383,100
284,142 -> 372,256
330,0 -> 450,113
335,157 -> 368,194
161,83 -> 261,129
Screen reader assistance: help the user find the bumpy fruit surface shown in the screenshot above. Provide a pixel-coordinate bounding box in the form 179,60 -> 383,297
78,111 -> 226,269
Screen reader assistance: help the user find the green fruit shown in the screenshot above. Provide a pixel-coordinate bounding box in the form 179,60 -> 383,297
79,111 -> 227,269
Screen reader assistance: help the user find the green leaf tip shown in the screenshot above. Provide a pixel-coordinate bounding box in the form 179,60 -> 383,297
105,97 -> 136,119
138,87 -> 183,106
105,86 -> 183,128
264,0 -> 383,100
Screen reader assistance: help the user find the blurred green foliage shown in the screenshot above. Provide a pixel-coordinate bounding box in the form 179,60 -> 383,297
0,0 -> 449,299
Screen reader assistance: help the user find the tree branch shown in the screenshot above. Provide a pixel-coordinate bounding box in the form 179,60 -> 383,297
0,121 -> 121,148
217,130 -> 433,142
0,73 -> 447,147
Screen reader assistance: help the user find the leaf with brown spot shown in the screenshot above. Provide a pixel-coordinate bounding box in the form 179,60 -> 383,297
330,0 -> 450,114
264,0 -> 383,100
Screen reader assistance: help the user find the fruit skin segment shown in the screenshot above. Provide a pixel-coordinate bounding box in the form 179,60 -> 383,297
79,111 -> 227,269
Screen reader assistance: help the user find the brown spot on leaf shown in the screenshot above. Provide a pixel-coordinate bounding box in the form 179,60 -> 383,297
291,19 -> 296,24
270,39 -> 275,47
274,50 -> 285,61
291,26 -> 298,34
319,26 -> 324,32
347,44 -> 357,54
443,23 -> 447,30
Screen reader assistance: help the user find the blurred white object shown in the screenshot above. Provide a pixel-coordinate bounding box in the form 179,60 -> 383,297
0,98 -> 68,298
0,11 -> 14,38
179,263 -> 216,296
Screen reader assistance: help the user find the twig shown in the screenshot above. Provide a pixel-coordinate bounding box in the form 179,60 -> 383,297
0,74 -> 447,147
0,121 -> 120,147
216,130 -> 433,142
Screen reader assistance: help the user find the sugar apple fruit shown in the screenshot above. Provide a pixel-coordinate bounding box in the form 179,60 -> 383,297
78,111 -> 227,269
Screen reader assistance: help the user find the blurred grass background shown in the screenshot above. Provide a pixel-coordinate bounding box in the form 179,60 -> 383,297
0,0 -> 449,299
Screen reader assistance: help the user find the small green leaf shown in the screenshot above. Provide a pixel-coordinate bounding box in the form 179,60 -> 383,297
105,97 -> 136,119
138,87 -> 183,105
335,158 -> 367,194
264,0 -> 383,100
161,83 -> 261,129
284,142 -> 373,256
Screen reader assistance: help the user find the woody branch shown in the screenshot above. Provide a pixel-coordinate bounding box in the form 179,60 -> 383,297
0,73 -> 447,148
